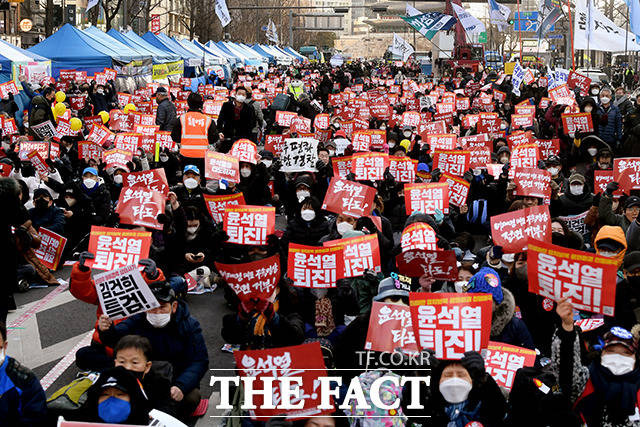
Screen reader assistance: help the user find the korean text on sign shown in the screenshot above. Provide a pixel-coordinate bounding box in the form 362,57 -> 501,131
527,240 -> 618,315
323,234 -> 381,278
404,182 -> 450,215
400,223 -> 438,252
288,243 -> 344,288
410,292 -> 493,359
490,205 -> 551,253
351,152 -> 389,181
322,177 -> 376,218
223,205 -> 275,245
214,255 -> 280,301
365,302 -> 419,354
86,226 -> 152,271
93,264 -> 160,320
34,227 -> 67,270
484,341 -> 536,391
203,193 -> 245,223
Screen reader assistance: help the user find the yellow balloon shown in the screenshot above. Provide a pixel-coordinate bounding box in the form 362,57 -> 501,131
98,110 -> 110,124
70,117 -> 82,131
124,103 -> 136,113
55,90 -> 66,103
51,106 -> 57,121
54,102 -> 66,116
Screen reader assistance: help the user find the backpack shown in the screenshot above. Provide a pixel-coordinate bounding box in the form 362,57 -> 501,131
47,372 -> 100,413
270,94 -> 291,111
343,370 -> 407,427
506,366 -> 581,427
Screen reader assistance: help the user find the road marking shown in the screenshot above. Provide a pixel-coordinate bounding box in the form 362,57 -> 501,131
40,330 -> 93,391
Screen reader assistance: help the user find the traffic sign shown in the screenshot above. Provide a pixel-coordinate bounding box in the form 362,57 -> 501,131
513,12 -> 555,33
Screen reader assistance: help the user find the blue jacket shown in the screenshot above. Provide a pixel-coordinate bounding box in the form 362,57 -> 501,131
597,102 -> 623,145
100,301 -> 209,393
28,206 -> 66,235
0,356 -> 48,426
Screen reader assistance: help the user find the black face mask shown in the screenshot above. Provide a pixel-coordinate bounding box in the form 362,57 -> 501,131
34,198 -> 49,209
515,266 -> 528,281
127,369 -> 145,381
552,232 -> 566,246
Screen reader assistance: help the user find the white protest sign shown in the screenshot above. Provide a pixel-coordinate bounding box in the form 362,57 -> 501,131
279,138 -> 319,172
94,264 -> 160,320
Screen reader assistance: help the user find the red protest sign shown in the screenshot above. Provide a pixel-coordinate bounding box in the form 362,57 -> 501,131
18,141 -> 47,161
511,143 -> 540,169
27,151 -> 49,180
264,134 -> 286,157
396,249 -> 458,280
507,131 -> 533,149
78,141 -> 103,160
313,113 -> 330,130
331,156 -> 353,179
365,302 -> 419,354
468,147 -> 491,168
0,163 -> 12,177
401,111 -> 421,127
510,113 -> 534,129
460,134 -> 490,150
116,188 -> 166,230
410,292 -> 493,359
513,167 -> 552,199
404,182 -> 450,215
215,255 -> 280,301
493,89 -> 506,102
537,138 -> 560,159
401,222 -> 438,252
514,104 -> 536,116
594,169 -> 622,195
614,157 -> 640,192
34,227 -> 67,270
223,205 -> 275,245
442,172 -> 470,208
455,97 -> 470,110
426,134 -> 457,151
323,234 -> 381,277
527,239 -> 618,315
484,341 -> 536,391
205,151 -> 240,182
389,156 -> 417,183
0,80 -> 19,99
203,192 -> 246,223
419,120 -> 447,137
234,342 -> 332,419
102,148 -> 133,169
562,112 -> 594,134
352,130 -> 372,152
109,110 -> 132,132
490,205 -> 551,253
322,177 -> 376,218
114,133 -> 142,153
478,116 -> 501,133
433,150 -> 470,177
86,124 -> 114,146
86,226 -> 151,270
122,169 -> 169,195
230,139 -> 259,164
351,152 -> 389,181
370,102 -> 392,120
567,70 -> 592,96
2,116 -> 18,136
275,110 -> 297,127
288,243 -> 345,288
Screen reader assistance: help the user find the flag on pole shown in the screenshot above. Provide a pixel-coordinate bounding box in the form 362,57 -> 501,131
215,0 -> 232,27
487,0 -> 512,30
265,19 -> 279,44
574,0 -> 640,51
406,3 -> 422,16
401,12 -> 457,40
86,0 -> 100,12
391,33 -> 415,61
537,0 -> 562,38
625,0 -> 640,39
451,3 -> 486,35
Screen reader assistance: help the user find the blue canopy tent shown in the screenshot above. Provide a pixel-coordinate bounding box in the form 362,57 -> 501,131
191,40 -> 232,79
220,42 -> 266,69
0,38 -> 49,81
283,46 -> 307,62
211,41 -> 248,65
107,29 -> 179,63
29,24 -> 136,77
204,41 -> 241,68
256,44 -> 293,65
230,42 -> 269,65
83,26 -> 150,64
142,32 -> 201,67
249,44 -> 276,65
272,45 -> 299,62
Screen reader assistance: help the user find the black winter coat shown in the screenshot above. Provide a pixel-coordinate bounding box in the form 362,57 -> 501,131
216,100 -> 256,141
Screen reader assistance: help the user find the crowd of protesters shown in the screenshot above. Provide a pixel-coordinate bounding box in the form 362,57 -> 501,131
3,57 -> 640,426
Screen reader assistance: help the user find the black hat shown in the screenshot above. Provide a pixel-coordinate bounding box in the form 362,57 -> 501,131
149,281 -> 175,303
259,150 -> 274,160
625,196 -> 640,209
546,155 -> 561,165
155,86 -> 168,95
33,188 -> 52,199
294,175 -> 313,189
624,251 -> 640,272
597,238 -> 625,252
497,146 -> 511,156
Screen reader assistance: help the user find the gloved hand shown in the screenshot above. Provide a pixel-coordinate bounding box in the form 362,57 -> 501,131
355,216 -> 376,233
431,168 -> 441,182
462,169 -> 473,183
537,160 -> 546,169
605,181 -> 619,196
78,251 -> 95,272
433,208 -> 444,225
462,351 -> 486,379
501,162 -> 510,177
138,259 -> 159,279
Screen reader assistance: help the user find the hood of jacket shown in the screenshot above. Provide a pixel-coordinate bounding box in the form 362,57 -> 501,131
491,288 -> 515,337
594,225 -> 627,266
31,95 -> 50,109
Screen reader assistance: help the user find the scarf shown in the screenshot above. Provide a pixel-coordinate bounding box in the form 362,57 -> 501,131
444,401 -> 481,427
576,362 -> 640,425
315,297 -> 335,336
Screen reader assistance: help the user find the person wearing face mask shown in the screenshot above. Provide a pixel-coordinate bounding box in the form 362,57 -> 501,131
554,299 -> 640,427
155,87 -> 177,132
600,184 -> 640,233
597,87 -> 623,147
551,173 -> 594,216
282,197 -> 330,250
89,83 -> 115,114
76,167 -> 112,227
236,160 -> 272,206
321,213 -> 357,243
584,146 -> 614,185
171,165 -> 208,214
496,146 -> 511,165
28,187 -> 65,234
546,155 -> 565,188
615,86 -> 634,118
0,321 -> 48,426
464,266 -> 535,349
594,225 -> 628,268
107,165 -> 129,203
170,92 -> 219,161
402,351 -> 507,426
172,206 -> 221,276
215,87 -> 256,147
98,281 -> 209,420
75,366 -> 151,425
113,335 -> 176,417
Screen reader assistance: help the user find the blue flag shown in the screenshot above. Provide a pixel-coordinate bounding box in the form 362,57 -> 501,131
626,0 -> 640,39
401,12 -> 457,40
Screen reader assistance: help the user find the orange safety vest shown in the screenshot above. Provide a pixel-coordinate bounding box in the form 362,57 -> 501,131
179,111 -> 211,158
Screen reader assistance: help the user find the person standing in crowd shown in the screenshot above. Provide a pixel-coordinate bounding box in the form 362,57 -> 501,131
171,92 -> 219,166
216,86 -> 256,147
155,87 -> 177,131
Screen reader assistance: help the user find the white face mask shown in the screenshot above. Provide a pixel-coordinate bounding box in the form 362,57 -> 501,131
113,174 -> 123,185
235,94 -> 246,103
186,226 -> 199,234
261,160 -> 272,168
548,167 -> 559,176
159,154 -> 169,163
454,281 -> 467,293
301,209 -> 316,222
588,148 -> 598,156
600,96 -> 611,104
403,131 -> 412,138
439,377 -> 472,404
184,177 -> 199,190
240,167 -> 252,178
599,250 -> 618,258
584,106 -> 593,113
328,150 -> 336,156
297,190 -> 311,202
337,221 -> 354,236
65,197 -> 76,207
206,180 -> 219,192
601,353 -> 635,375
388,143 -> 396,149
570,184 -> 584,195
591,89 -> 600,96
146,312 -> 171,328
499,156 -> 509,164
83,178 -> 97,189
